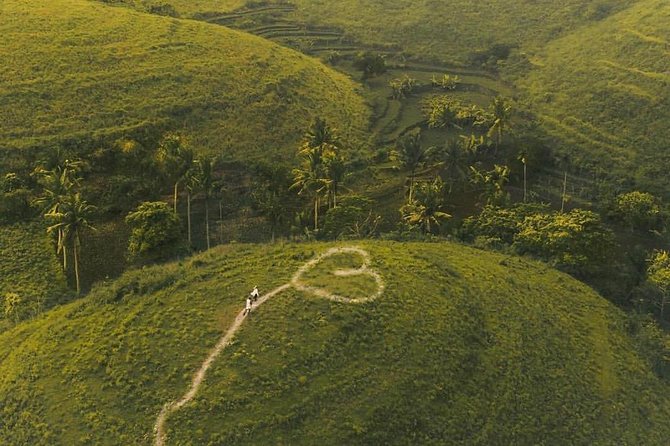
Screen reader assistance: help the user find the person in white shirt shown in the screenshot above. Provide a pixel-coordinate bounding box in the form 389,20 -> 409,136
250,286 -> 260,302
244,296 -> 252,316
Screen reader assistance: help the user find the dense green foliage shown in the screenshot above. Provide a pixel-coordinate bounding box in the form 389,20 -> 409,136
1,242 -> 669,444
0,0 -> 370,162
125,201 -> 187,263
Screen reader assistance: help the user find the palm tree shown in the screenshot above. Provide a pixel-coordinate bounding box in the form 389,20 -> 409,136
198,156 -> 215,250
394,130 -> 434,203
438,137 -> 479,193
183,166 -> 200,247
323,152 -> 347,208
400,177 -> 451,233
46,193 -> 95,295
518,150 -> 528,202
291,145 -> 328,231
470,164 -> 511,206
33,162 -> 82,270
156,133 -> 194,214
488,96 -> 512,153
303,117 -> 340,150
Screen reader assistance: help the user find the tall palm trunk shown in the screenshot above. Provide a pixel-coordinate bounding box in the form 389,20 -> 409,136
408,171 -> 416,203
219,200 -> 224,243
523,161 -> 527,202
73,234 -> 81,295
561,170 -> 568,213
187,190 -> 192,246
314,194 -> 319,231
173,182 -> 179,214
205,196 -> 210,250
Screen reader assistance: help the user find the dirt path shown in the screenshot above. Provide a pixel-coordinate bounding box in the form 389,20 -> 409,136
153,246 -> 384,446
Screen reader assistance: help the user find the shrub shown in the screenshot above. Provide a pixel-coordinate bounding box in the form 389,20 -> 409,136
124,201 -> 187,264
514,209 -> 614,272
462,203 -> 550,244
611,191 -> 661,231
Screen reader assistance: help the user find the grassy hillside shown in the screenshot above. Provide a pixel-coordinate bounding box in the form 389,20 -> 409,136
155,0 -> 634,63
0,0 -> 370,161
0,223 -> 70,331
1,241 -> 668,444
520,0 -> 670,191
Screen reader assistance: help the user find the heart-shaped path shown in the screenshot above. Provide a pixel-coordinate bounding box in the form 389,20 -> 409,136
154,246 -> 385,445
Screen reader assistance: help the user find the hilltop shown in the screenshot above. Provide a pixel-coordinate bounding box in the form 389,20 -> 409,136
0,0 -> 370,161
1,241 -> 668,444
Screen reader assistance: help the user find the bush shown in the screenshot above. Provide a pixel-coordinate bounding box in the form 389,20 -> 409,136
322,195 -> 381,240
611,191 -> 662,231
461,203 -> 550,245
514,209 -> 614,272
124,201 -> 187,264
353,52 -> 386,79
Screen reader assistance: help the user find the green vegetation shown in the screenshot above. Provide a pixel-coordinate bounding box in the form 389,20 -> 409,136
0,0 -> 370,161
1,241 -> 669,444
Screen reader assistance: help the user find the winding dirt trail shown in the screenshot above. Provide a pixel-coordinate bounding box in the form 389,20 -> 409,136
153,246 -> 384,446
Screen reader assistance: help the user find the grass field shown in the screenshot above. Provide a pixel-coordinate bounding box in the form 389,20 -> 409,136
0,0 -> 371,162
1,241 -> 668,444
0,223 -> 70,331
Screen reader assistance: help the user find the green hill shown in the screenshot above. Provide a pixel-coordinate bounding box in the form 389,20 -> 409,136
147,0 -> 669,194
520,0 -> 670,191
0,0 -> 370,161
1,241 -> 668,444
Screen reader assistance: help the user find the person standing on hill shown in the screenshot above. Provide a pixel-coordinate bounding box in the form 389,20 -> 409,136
250,286 -> 260,303
244,296 -> 252,316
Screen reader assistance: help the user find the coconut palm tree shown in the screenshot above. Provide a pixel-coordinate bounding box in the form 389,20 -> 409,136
156,133 -> 194,214
400,177 -> 451,234
33,161 -> 82,270
183,166 -> 200,247
198,156 -> 215,250
46,193 -> 95,295
488,96 -> 512,153
323,152 -> 347,208
303,117 -> 340,150
394,130 -> 434,203
291,145 -> 328,231
518,149 -> 528,202
438,136 -> 481,193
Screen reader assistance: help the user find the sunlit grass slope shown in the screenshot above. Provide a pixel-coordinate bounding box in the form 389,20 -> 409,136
161,0 -> 634,63
520,0 -> 670,186
0,0 -> 370,160
1,241 -> 669,444
0,223 -> 69,332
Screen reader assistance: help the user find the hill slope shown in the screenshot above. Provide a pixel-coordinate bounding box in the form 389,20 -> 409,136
0,0 -> 370,161
1,241 -> 669,445
0,223 -> 70,332
520,0 -> 670,191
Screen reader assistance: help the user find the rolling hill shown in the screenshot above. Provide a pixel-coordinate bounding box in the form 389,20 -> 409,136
142,0 -> 669,194
520,0 -> 670,192
0,0 -> 371,162
1,241 -> 668,444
